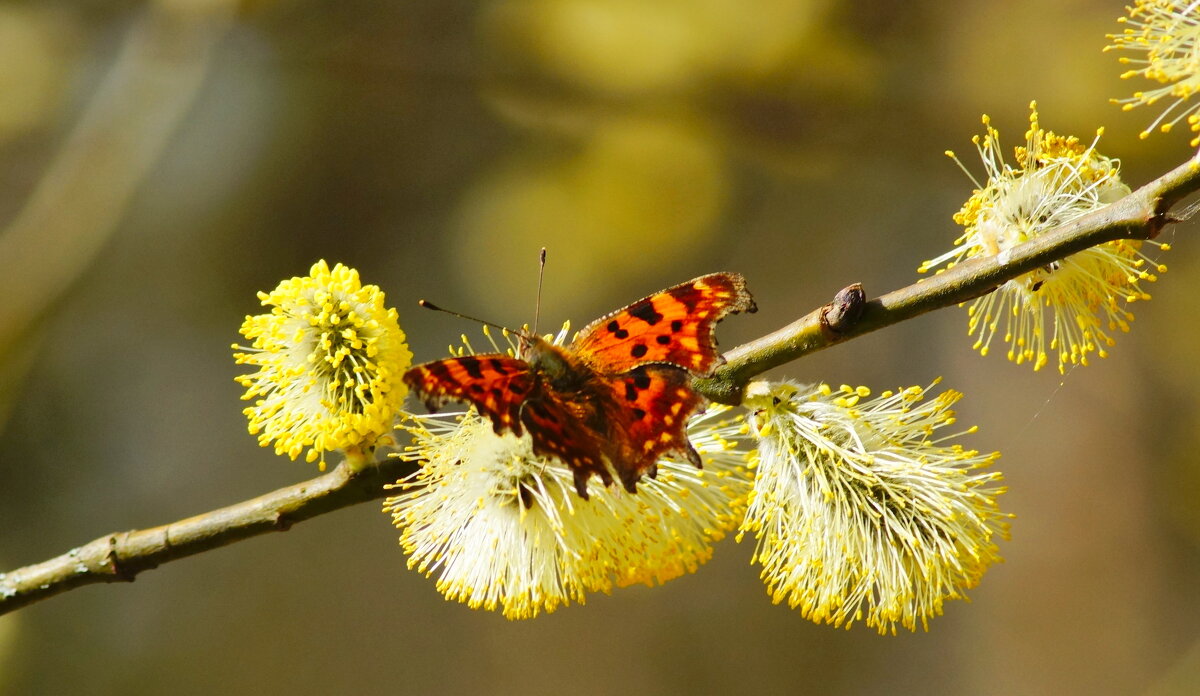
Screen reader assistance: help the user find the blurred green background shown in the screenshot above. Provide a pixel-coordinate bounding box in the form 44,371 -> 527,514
2,0 -> 1199,693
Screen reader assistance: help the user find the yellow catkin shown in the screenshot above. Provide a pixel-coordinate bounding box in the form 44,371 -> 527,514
233,260 -> 412,469
741,380 -> 1011,634
922,105 -> 1167,373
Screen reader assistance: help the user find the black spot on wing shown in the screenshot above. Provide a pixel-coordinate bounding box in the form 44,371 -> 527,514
632,408 -> 647,420
632,369 -> 652,390
655,335 -> 670,345
630,302 -> 664,325
670,319 -> 683,332
458,356 -> 484,380
409,362 -> 462,398
631,344 -> 648,359
668,284 -> 701,311
488,358 -> 513,374
606,320 -> 631,340
624,382 -> 639,402
424,361 -> 453,382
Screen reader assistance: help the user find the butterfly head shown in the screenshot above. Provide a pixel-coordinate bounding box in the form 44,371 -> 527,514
519,331 -> 577,386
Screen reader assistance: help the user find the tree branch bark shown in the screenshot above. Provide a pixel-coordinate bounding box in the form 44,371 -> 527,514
0,457 -> 417,615
2,152 -> 1198,617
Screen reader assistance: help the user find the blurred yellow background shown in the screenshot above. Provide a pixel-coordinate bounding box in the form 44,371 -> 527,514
1,0 -> 1198,693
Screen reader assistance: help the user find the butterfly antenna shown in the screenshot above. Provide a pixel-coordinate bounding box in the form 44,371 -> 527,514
533,247 -> 547,337
417,300 -> 516,335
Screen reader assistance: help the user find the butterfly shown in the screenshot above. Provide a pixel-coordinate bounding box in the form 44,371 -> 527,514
403,272 -> 756,499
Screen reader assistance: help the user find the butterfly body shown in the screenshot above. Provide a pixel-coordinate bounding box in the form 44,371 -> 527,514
521,335 -> 585,392
405,272 -> 756,498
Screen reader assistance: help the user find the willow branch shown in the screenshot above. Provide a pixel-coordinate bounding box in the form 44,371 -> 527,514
0,458 -> 418,615
695,153 -> 1200,404
3,153 -> 1199,616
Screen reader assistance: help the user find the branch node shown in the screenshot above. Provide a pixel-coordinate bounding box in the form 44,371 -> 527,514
820,283 -> 867,335
272,513 -> 294,532
107,532 -> 136,582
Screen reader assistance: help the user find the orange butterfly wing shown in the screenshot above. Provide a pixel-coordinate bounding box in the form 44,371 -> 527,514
403,355 -> 531,435
571,272 -> 756,375
520,389 -> 612,497
567,272 -> 754,491
404,352 -> 611,496
601,365 -> 704,492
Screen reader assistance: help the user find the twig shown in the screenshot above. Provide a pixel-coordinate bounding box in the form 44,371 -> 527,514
1,152 -> 1198,616
695,153 -> 1200,404
0,457 -> 417,615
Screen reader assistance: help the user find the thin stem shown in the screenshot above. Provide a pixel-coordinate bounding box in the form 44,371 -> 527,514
2,152 -> 1199,616
0,457 -> 417,615
696,153 -> 1200,403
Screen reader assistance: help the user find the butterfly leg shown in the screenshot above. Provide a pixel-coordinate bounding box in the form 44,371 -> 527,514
684,439 -> 702,469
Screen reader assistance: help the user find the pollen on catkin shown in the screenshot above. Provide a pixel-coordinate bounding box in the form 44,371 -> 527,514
233,260 -> 412,469
1107,0 -> 1200,145
920,104 -> 1168,373
740,380 -> 1011,635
